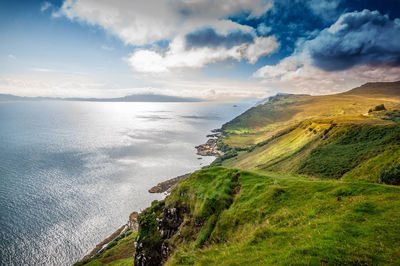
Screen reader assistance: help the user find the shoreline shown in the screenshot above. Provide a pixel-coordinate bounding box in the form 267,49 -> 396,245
148,173 -> 191,194
77,128 -> 223,263
77,212 -> 139,264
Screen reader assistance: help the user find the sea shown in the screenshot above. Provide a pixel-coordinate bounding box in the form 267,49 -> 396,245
0,100 -> 252,265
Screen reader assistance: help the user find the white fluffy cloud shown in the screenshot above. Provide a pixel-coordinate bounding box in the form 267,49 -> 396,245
40,1 -> 52,12
306,0 -> 341,21
245,36 -> 279,64
58,0 -> 272,45
56,0 -> 277,75
128,36 -> 279,73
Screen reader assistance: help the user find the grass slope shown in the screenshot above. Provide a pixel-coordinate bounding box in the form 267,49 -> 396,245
148,167 -> 400,265
218,81 -> 400,184
75,230 -> 136,266
222,81 -> 400,149
298,124 -> 400,179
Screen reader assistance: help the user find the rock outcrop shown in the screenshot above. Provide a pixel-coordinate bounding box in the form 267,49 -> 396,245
134,203 -> 186,266
195,129 -> 224,157
148,173 -> 190,193
134,170 -> 241,266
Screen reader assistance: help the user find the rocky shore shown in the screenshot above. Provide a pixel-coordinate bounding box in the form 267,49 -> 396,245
77,128 -> 224,264
77,212 -> 139,263
149,129 -> 224,194
195,129 -> 224,157
148,173 -> 190,193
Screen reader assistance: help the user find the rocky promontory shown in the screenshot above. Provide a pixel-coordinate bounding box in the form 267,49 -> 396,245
195,129 -> 224,157
148,173 -> 190,193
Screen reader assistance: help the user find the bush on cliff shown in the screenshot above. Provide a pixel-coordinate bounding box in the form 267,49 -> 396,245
135,200 -> 165,265
298,124 -> 400,179
210,149 -> 238,167
368,104 -> 386,113
379,164 -> 400,185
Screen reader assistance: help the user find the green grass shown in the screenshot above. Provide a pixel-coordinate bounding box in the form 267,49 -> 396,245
134,168 -> 241,265
222,121 -> 330,170
343,145 -> 400,183
163,167 -> 400,265
383,110 -> 400,122
219,117 -> 400,184
76,230 -> 136,266
298,124 -> 400,179
166,168 -> 240,222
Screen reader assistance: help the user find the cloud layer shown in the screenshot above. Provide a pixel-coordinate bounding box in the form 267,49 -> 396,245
308,9 -> 400,71
58,0 -> 273,45
185,28 -> 253,49
51,1 -> 400,97
254,9 -> 400,94
57,0 -> 278,75
128,36 -> 278,73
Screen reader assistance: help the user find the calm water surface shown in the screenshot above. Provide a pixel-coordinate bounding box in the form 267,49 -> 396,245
0,101 -> 252,265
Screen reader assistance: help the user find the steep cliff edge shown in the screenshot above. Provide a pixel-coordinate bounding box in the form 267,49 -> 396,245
134,167 -> 400,265
134,168 -> 240,265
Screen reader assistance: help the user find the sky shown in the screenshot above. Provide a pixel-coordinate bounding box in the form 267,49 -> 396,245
1,0 -> 400,99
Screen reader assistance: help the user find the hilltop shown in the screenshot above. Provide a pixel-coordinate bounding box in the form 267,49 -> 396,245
79,81 -> 400,265
221,81 -> 400,148
216,81 -> 400,184
343,81 -> 400,96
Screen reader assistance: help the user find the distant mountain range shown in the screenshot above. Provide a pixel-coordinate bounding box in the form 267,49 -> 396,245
0,93 -> 202,102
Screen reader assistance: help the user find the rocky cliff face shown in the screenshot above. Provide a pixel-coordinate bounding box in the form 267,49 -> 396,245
133,169 -> 241,266
134,204 -> 186,266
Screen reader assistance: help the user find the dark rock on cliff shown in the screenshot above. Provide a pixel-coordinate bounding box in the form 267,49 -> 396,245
134,202 -> 186,266
148,174 -> 190,193
134,169 -> 241,265
134,198 -> 188,266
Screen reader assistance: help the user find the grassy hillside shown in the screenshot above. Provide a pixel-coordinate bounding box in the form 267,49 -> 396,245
136,167 -> 400,265
222,81 -> 400,149
130,81 -> 400,265
218,81 -> 400,184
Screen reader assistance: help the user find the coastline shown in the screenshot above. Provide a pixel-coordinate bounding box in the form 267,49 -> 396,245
76,212 -> 139,265
148,173 -> 191,194
76,128 -> 223,263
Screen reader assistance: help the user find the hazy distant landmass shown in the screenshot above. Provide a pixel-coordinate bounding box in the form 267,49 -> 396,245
0,93 -> 202,102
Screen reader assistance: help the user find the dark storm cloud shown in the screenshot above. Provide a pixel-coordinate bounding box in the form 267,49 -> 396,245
185,28 -> 254,49
307,9 -> 400,71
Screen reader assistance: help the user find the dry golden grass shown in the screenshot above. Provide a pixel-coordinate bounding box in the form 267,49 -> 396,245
223,82 -> 400,148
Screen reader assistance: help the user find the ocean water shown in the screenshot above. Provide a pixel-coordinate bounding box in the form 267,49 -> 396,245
0,100 -> 252,266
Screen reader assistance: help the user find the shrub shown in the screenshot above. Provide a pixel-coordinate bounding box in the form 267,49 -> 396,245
333,187 -> 355,197
270,185 -> 285,198
378,164 -> 400,185
195,214 -> 218,247
210,149 -> 238,166
369,104 -> 386,113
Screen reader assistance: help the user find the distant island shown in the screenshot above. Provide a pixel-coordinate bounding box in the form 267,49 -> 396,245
0,93 -> 202,102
